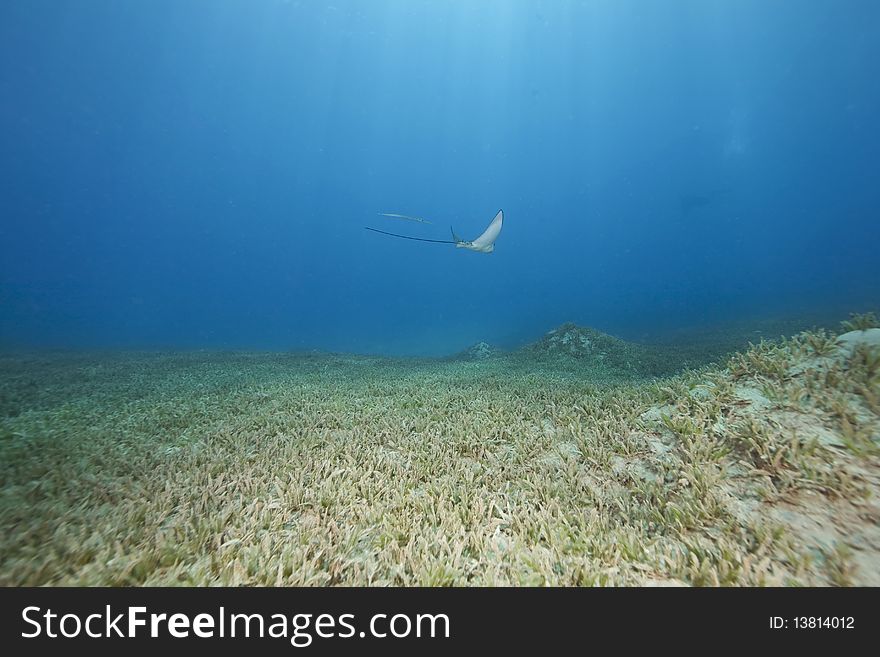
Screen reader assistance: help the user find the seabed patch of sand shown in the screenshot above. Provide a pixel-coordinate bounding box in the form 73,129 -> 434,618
0,320 -> 877,586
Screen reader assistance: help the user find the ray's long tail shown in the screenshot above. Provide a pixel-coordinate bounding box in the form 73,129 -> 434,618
364,227 -> 456,244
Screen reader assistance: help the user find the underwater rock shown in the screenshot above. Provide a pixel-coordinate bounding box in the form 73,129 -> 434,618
836,328 -> 880,354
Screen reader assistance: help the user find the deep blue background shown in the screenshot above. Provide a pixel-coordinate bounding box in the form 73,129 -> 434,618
1,1 -> 878,355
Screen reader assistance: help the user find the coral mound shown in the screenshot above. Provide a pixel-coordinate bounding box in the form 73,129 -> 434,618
523,323 -> 626,358
518,322 -> 648,370
456,341 -> 500,361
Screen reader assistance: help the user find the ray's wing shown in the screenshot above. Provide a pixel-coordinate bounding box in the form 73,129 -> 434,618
470,210 -> 503,249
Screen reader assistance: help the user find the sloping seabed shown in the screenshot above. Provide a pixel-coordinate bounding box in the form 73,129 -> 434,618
0,316 -> 878,586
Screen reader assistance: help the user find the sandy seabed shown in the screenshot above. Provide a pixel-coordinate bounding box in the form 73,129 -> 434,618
1,318 -> 878,586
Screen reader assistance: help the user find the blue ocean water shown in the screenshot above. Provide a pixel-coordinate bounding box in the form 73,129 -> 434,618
1,0 -> 878,356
